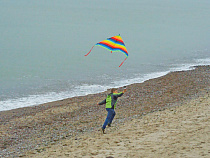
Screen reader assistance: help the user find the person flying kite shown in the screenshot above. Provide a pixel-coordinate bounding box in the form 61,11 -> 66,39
97,87 -> 127,134
85,34 -> 128,67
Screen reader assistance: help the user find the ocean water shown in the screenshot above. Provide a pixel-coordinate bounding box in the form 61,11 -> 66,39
0,0 -> 210,111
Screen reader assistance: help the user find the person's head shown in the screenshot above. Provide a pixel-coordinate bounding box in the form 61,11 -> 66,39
111,88 -> 118,93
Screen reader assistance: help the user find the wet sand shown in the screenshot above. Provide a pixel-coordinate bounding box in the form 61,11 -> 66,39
0,65 -> 209,157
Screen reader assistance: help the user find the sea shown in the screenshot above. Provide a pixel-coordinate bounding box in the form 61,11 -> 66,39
0,0 -> 210,111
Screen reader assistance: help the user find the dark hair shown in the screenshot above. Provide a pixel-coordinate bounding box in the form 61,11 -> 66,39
111,88 -> 117,93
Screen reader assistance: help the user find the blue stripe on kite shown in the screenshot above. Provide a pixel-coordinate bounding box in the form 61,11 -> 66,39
96,43 -> 114,51
96,43 -> 128,57
107,38 -> 125,46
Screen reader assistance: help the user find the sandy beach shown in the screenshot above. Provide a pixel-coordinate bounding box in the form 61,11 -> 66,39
27,92 -> 210,158
0,65 -> 209,158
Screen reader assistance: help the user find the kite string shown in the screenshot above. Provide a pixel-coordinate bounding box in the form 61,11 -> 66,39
84,45 -> 95,56
119,57 -> 127,67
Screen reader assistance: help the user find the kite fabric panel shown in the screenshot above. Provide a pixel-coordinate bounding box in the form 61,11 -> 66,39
85,35 -> 128,67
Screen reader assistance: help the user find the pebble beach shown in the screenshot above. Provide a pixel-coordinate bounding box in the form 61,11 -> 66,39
0,65 -> 209,158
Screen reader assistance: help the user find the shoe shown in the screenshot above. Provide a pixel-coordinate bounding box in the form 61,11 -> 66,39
107,123 -> 111,127
101,127 -> 105,134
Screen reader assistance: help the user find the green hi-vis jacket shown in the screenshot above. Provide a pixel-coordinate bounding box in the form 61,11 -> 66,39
98,92 -> 124,109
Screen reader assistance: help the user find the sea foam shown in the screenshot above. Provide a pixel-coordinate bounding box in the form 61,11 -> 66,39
1,58 -> 209,112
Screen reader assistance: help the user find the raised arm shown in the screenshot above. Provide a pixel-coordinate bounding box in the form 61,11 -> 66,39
113,89 -> 127,98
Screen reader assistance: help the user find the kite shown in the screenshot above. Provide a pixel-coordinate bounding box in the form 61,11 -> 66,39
85,34 -> 128,67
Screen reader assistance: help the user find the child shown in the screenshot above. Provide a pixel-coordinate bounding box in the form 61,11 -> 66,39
97,87 -> 127,134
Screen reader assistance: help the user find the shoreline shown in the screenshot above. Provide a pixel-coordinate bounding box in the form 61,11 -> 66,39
0,65 -> 209,157
1,59 -> 209,112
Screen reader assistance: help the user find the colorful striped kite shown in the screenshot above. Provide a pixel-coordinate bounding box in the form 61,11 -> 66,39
85,35 -> 128,67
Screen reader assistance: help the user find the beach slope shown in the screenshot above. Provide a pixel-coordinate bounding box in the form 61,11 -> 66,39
0,66 -> 209,157
27,93 -> 210,158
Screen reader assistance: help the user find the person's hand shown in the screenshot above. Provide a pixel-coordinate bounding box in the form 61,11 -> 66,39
97,103 -> 99,105
123,89 -> 127,93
